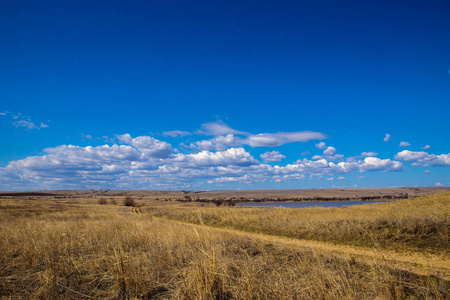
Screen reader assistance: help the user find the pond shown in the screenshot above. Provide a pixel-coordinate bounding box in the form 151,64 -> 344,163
236,200 -> 384,209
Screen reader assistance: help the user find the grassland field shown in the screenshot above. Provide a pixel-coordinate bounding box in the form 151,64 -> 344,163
0,190 -> 449,299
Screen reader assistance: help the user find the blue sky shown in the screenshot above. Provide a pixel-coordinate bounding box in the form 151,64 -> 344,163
1,0 -> 449,190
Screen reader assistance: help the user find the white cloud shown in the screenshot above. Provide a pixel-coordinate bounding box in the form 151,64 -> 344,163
191,131 -> 327,150
273,173 -> 306,182
361,152 -> 378,157
280,157 -> 402,176
117,134 -> 173,158
394,150 -> 450,166
435,182 -> 444,187
323,146 -> 337,156
424,170 -> 430,174
81,133 -> 93,140
173,148 -> 259,168
1,140 -> 405,190
246,132 -> 326,147
1,112 -> 49,130
162,130 -> 192,137
399,141 -> 411,147
313,146 -> 344,162
326,177 -> 334,181
260,151 -> 286,163
1,138 -> 263,189
357,157 -> 403,172
13,120 -> 40,129
207,174 -> 266,185
198,121 -> 247,136
300,150 -> 311,156
191,134 -> 243,151
421,145 -> 431,150
384,134 -> 391,142
315,142 -> 327,150
191,121 -> 327,150
1,122 -> 414,190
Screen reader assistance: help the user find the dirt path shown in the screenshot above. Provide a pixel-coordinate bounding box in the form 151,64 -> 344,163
163,218 -> 450,280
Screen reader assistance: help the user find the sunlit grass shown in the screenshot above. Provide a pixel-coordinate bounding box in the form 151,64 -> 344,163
154,192 -> 450,255
0,194 -> 448,299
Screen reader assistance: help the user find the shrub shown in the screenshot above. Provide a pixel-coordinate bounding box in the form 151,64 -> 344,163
123,196 -> 137,207
214,199 -> 224,206
98,197 -> 108,205
110,198 -> 117,205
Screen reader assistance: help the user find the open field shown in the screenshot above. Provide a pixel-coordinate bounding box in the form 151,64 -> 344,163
154,192 -> 450,256
1,186 -> 449,201
0,191 -> 449,299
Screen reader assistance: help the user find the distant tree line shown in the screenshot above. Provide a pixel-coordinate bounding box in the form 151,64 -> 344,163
171,193 -> 411,204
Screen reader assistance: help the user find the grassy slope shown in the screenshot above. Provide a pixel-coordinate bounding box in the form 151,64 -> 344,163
0,196 -> 448,299
154,192 -> 450,255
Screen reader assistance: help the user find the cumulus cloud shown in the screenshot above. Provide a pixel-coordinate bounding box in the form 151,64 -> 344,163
323,146 -> 337,156
315,142 -> 327,150
117,134 -> 173,158
399,141 -> 411,147
394,150 -> 450,166
0,136 -> 263,190
421,145 -> 431,150
435,182 -> 444,187
173,148 -> 259,168
384,134 -> 391,142
0,122 -> 412,190
1,112 -> 49,130
260,151 -> 286,163
424,170 -> 430,174
278,156 -> 402,176
313,146 -> 344,162
1,139 -> 405,190
346,152 -> 379,162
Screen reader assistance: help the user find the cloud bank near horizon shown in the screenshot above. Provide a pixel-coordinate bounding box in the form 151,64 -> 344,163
0,121 -> 448,190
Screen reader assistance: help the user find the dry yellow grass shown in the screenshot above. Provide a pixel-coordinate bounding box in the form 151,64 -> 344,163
154,192 -> 450,255
0,195 -> 449,299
